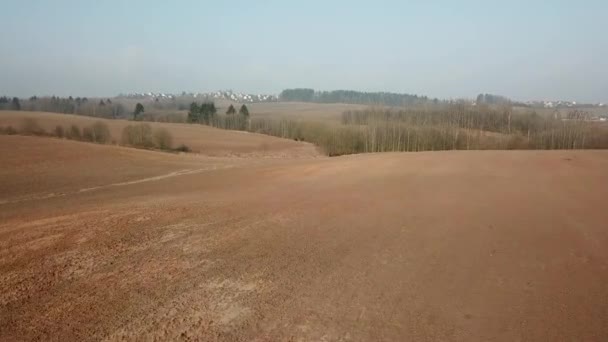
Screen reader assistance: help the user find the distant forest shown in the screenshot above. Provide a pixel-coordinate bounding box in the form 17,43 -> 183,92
0,96 -> 128,118
0,95 -> 197,122
279,88 -> 435,106
476,93 -> 512,106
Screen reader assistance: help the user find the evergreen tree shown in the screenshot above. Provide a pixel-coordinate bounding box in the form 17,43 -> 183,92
11,97 -> 21,111
133,103 -> 144,120
239,104 -> 249,117
188,102 -> 200,123
226,104 -> 236,115
199,102 -> 217,125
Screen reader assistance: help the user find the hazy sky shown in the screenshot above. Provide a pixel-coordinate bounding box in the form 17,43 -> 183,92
1,0 -> 607,102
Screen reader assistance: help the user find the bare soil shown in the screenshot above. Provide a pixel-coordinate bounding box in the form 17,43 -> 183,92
1,135 -> 608,341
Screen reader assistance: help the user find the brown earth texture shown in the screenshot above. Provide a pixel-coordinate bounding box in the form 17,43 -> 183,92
1,132 -> 608,341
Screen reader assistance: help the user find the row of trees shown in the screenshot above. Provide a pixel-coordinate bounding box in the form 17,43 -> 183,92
0,117 -> 187,152
0,95 -> 147,122
340,106 -> 607,151
245,104 -> 608,156
0,117 -> 112,144
225,104 -> 249,116
278,89 -> 532,108
121,123 -> 175,150
187,102 -> 217,124
187,102 -> 250,130
341,105 -> 596,137
0,95 -> 130,118
476,93 -> 512,105
279,88 -> 434,106
0,96 -> 21,110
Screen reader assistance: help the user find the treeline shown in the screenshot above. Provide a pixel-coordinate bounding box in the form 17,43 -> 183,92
342,104 -> 521,134
0,118 -> 112,144
5,95 -> 606,157
0,96 -> 22,110
0,96 -> 129,118
121,123 -> 188,151
245,105 -> 608,156
187,102 -> 250,130
475,93 -> 538,108
279,88 -> 433,106
0,118 -> 189,153
340,106 -> 607,151
179,99 -> 608,155
476,93 -> 512,105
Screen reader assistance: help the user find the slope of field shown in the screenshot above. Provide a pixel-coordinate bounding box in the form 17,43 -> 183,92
0,111 -> 319,157
246,101 -> 365,122
0,135 -> 258,203
1,135 -> 608,341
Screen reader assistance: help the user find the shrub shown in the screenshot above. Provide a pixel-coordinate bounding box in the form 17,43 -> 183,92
20,118 -> 44,135
82,127 -> 94,142
54,125 -> 65,138
153,128 -> 173,150
174,144 -> 191,153
67,125 -> 82,140
133,103 -> 144,120
6,126 -> 17,135
121,123 -> 154,148
91,121 -> 111,143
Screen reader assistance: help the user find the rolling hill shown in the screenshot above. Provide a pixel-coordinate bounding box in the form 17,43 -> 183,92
1,134 -> 607,341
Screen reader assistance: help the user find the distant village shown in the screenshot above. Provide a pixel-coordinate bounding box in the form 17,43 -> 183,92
527,100 -> 605,109
117,90 -> 278,103
115,90 -> 607,121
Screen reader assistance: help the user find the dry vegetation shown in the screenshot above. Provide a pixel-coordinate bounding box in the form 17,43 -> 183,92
0,111 -> 319,157
2,117 -> 176,151
5,100 -> 606,157
246,104 -> 608,155
124,100 -> 607,156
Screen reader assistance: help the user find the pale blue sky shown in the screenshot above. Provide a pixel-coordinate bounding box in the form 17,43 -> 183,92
1,0 -> 607,102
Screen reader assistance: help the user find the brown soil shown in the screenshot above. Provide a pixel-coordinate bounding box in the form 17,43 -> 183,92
1,135 -> 608,341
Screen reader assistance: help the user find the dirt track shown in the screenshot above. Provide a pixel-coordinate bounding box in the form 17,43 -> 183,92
2,135 -> 608,341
